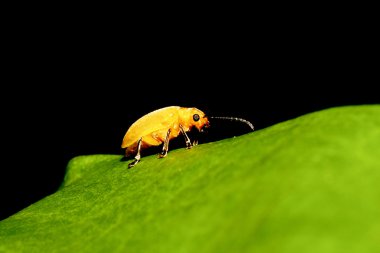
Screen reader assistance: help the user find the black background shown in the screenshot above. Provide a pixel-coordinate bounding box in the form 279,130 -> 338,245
1,10 -> 378,221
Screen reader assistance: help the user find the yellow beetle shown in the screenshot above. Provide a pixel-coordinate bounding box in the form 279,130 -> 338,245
121,106 -> 210,168
121,106 -> 254,168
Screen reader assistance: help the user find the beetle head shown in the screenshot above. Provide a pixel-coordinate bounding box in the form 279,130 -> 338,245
179,107 -> 210,132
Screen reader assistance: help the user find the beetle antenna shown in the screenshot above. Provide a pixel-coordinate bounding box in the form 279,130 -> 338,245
210,116 -> 254,131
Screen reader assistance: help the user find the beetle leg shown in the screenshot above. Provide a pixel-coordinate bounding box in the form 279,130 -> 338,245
159,129 -> 171,158
179,124 -> 192,149
128,137 -> 142,168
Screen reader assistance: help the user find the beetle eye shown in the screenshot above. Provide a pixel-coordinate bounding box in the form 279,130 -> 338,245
193,114 -> 200,122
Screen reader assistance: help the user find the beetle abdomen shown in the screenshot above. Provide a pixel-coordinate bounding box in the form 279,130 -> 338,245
124,127 -> 181,156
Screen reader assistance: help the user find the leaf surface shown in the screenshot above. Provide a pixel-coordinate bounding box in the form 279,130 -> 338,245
1,105 -> 380,253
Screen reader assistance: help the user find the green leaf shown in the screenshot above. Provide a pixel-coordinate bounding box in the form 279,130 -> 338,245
1,105 -> 380,253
